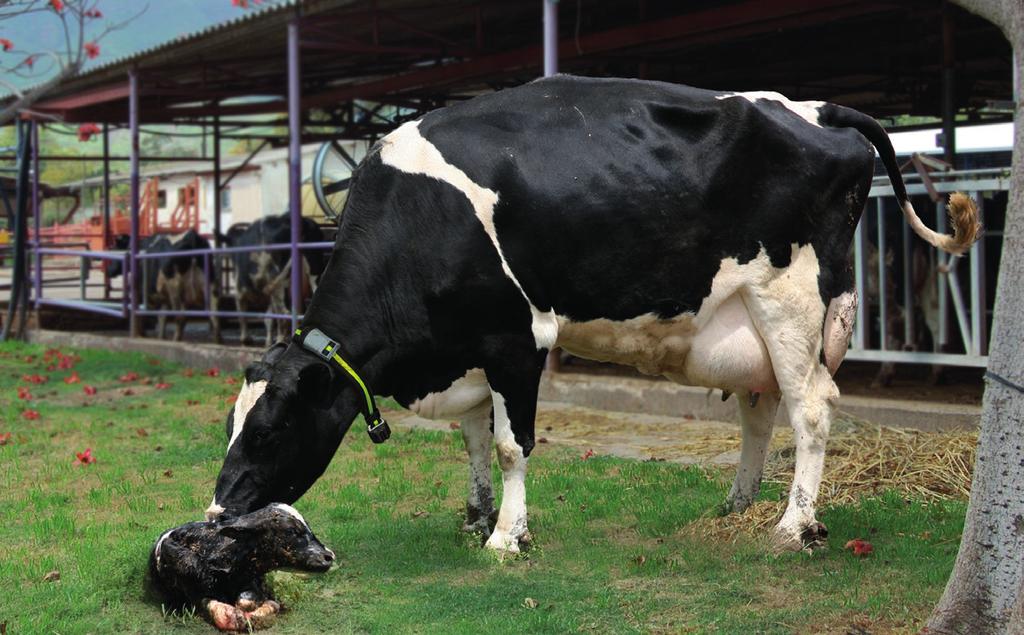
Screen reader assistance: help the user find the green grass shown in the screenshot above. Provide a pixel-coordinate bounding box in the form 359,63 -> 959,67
0,342 -> 965,634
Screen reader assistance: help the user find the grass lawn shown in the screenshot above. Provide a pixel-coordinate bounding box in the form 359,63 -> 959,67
0,342 -> 966,634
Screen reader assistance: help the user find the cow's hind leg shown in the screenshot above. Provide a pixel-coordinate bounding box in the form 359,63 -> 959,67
742,251 -> 839,552
727,391 -> 781,513
483,347 -> 547,554
460,406 -> 498,536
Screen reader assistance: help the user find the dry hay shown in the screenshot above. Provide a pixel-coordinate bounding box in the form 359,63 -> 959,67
688,414 -> 977,541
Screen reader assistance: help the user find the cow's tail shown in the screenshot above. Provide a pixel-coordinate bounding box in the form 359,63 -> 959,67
819,103 -> 981,255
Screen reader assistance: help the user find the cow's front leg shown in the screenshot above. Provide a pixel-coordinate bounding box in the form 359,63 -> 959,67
727,391 -> 780,513
460,407 -> 497,536
483,350 -> 546,554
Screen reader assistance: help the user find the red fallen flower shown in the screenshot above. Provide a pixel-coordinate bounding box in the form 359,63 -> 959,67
22,410 -> 40,421
83,42 -> 99,59
226,395 -> 237,404
186,399 -> 201,406
64,371 -> 81,384
844,538 -> 874,557
0,432 -> 11,445
77,123 -> 101,142
74,448 -> 96,466
119,372 -> 139,383
83,385 -> 97,396
17,386 -> 31,400
46,364 -> 56,372
0,38 -> 13,52
155,382 -> 172,390
43,348 -> 61,361
206,367 -> 221,377
49,0 -> 64,12
182,369 -> 195,378
582,449 -> 595,460
22,355 -> 34,363
22,374 -> 48,384
58,355 -> 76,370
225,377 -> 238,385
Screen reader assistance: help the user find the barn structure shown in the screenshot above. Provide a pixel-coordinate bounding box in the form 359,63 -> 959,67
0,0 -> 1015,379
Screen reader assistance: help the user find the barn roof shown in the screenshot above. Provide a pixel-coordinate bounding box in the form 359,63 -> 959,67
11,0 -> 1014,134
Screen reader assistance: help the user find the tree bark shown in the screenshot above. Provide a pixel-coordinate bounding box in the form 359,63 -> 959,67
927,1 -> 1024,633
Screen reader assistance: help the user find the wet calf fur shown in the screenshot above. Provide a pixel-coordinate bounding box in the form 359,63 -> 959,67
147,504 -> 334,612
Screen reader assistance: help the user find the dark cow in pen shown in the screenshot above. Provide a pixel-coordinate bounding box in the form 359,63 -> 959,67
220,213 -> 326,346
206,76 -> 979,552
109,230 -> 222,342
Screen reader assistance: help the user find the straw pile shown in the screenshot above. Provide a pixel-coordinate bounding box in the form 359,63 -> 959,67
689,414 -> 977,540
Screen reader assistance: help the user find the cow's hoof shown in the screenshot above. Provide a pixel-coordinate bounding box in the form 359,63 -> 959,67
205,599 -> 247,632
771,521 -> 828,553
462,508 -> 497,537
484,529 -> 528,555
246,600 -> 280,630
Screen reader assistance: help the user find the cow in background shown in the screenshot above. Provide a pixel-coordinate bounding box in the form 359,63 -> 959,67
220,213 -> 326,347
109,230 -> 222,343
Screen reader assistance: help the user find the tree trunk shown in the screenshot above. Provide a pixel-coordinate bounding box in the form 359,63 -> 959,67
927,1 -> 1024,633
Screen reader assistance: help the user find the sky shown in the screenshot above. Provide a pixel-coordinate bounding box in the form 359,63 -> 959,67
2,0 -> 284,92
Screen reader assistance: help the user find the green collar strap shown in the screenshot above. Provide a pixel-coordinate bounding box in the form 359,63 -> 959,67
293,327 -> 391,444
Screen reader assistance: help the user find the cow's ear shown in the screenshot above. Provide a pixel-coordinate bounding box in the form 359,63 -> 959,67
297,362 -> 337,410
262,342 -> 288,365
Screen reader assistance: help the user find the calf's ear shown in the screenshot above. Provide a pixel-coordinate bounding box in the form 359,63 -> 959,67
297,362 -> 337,410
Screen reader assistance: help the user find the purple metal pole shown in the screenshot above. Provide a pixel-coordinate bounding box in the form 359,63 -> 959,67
129,69 -> 141,336
543,0 -> 560,373
102,123 -> 112,299
31,121 -> 41,308
287,19 -> 302,332
543,0 -> 558,77
213,115 -> 222,246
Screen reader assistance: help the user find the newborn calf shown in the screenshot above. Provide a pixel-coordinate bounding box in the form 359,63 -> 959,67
148,503 -> 334,631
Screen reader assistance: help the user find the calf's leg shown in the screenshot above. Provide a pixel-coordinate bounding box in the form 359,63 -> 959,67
460,407 -> 497,535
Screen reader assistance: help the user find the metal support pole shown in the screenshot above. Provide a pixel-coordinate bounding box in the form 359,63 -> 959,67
542,0 -> 561,372
876,198 -> 887,350
853,205 -> 868,350
102,123 -> 111,299
543,0 -> 558,77
901,211 -> 915,347
213,116 -> 222,247
968,192 -> 986,355
936,202 -> 949,349
941,3 -> 956,168
287,19 -> 302,332
31,121 -> 40,308
129,69 -> 141,336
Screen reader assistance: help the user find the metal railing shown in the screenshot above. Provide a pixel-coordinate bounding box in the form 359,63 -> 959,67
847,167 -> 1007,368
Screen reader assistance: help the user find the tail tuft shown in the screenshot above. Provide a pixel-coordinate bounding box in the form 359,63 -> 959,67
944,192 -> 982,254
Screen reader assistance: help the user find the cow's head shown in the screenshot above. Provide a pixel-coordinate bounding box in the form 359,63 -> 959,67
206,344 -> 357,520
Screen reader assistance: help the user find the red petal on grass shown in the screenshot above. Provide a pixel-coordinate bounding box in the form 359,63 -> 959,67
581,449 -> 595,460
17,386 -> 31,400
225,376 -> 238,385
206,367 -> 220,377
83,385 -> 97,396
155,382 -> 172,390
22,355 -> 34,363
64,371 -> 81,384
225,395 -> 237,404
22,410 -> 40,421
182,369 -> 195,378
74,447 -> 96,465
844,539 -> 874,557
22,374 -> 48,384
119,372 -> 138,383
0,432 -> 12,445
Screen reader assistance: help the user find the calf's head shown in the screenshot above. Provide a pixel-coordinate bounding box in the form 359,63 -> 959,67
207,344 -> 357,520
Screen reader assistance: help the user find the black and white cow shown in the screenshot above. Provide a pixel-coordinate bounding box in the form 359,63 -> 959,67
207,76 -> 979,552
220,213 -> 326,346
109,231 -> 222,343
